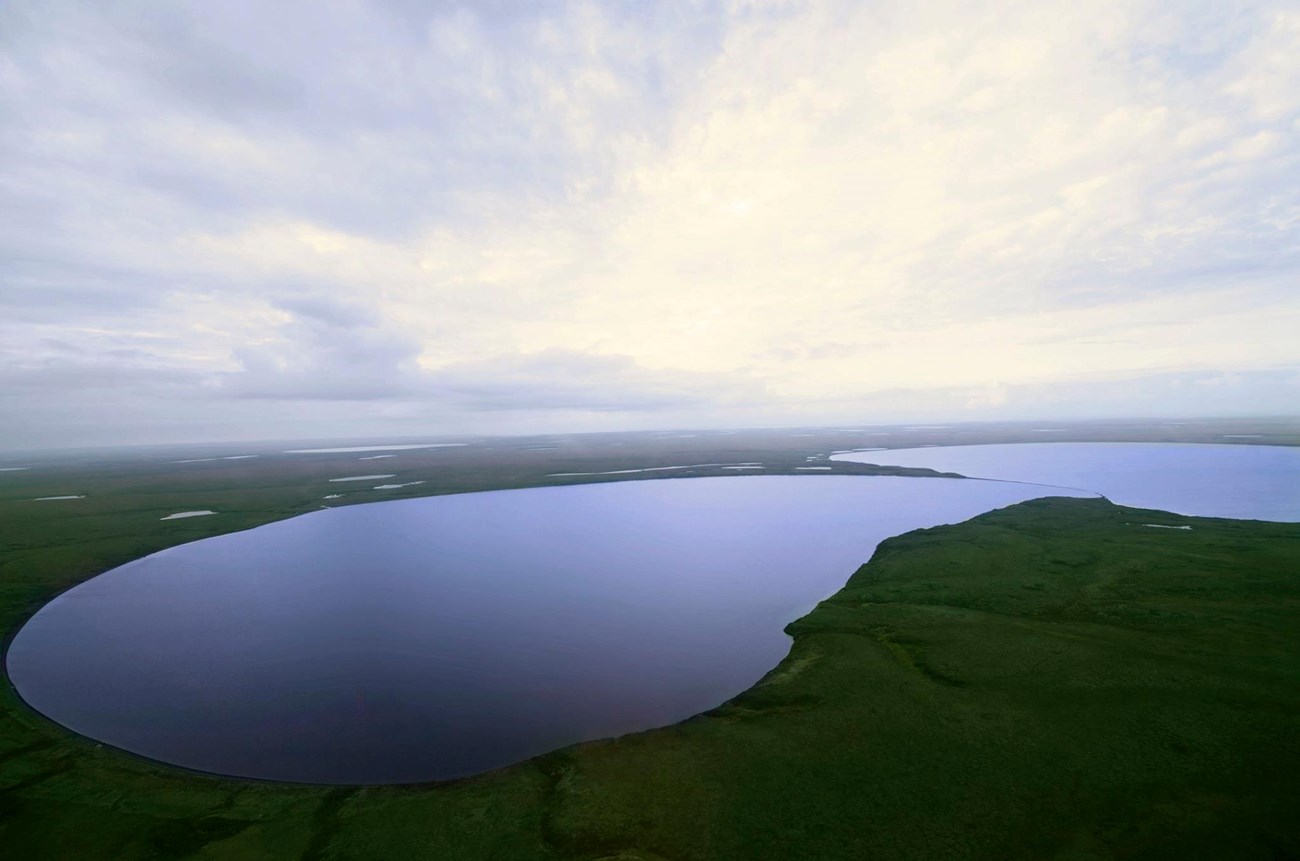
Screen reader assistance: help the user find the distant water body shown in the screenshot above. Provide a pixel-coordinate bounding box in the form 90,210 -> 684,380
8,476 -> 1088,783
831,442 -> 1300,522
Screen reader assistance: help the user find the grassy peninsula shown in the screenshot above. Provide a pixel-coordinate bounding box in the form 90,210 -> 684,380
2,423 -> 1299,858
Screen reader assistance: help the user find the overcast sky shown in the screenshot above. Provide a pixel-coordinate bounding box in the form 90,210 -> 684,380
3,0 -> 1298,449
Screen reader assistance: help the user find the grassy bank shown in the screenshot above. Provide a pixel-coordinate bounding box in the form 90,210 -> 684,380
3,490 -> 1298,858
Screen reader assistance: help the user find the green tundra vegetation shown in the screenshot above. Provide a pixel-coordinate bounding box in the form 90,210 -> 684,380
1,423 -> 1298,859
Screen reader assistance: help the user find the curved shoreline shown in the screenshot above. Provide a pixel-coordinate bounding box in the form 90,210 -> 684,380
5,474 -> 1076,785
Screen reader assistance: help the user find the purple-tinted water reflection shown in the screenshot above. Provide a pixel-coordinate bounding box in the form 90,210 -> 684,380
7,476 -> 1089,783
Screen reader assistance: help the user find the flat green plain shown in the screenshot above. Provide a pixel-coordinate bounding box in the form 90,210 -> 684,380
2,422 -> 1298,859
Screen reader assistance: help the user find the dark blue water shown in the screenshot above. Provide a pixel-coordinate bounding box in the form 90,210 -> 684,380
5,476 -> 1088,783
831,443 -> 1300,521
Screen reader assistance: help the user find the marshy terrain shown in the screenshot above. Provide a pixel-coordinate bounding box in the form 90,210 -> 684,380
1,418 -> 1298,859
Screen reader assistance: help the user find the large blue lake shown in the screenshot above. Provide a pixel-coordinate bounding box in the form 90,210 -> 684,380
6,443 -> 1297,783
7,476 -> 1087,783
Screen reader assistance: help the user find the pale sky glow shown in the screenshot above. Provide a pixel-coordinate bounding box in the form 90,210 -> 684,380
3,1 -> 1299,447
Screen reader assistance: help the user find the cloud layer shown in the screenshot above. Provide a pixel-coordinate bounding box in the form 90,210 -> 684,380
2,1 -> 1298,447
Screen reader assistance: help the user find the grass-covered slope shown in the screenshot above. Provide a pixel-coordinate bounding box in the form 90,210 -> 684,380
3,497 -> 1299,859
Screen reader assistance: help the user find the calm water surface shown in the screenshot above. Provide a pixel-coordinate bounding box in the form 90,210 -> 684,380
831,443 -> 1300,521
7,476 -> 1087,783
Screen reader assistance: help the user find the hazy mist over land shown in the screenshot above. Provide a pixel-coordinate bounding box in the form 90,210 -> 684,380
3,1 -> 1299,448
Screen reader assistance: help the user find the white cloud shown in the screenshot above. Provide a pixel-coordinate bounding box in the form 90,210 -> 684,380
1,0 -> 1298,446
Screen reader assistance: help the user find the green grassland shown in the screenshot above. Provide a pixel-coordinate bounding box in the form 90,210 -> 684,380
2,422 -> 1299,858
